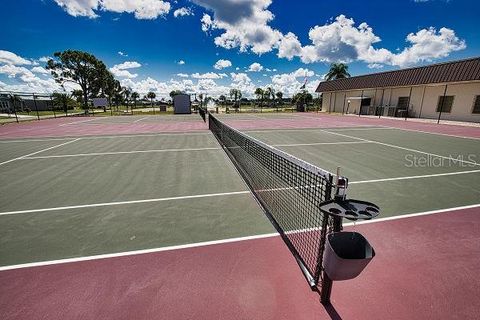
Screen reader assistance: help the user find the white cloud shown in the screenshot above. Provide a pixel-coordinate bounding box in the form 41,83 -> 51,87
201,13 -> 214,32
389,27 -> 466,67
248,62 -> 263,72
270,68 -> 316,96
191,72 -> 227,79
367,63 -> 383,69
109,61 -> 142,78
277,32 -> 302,60
194,0 -> 282,54
213,59 -> 232,70
177,60 -> 185,65
0,63 -> 80,92
38,56 -> 53,63
294,15 -> 466,67
118,51 -> 128,57
53,0 -> 171,19
173,7 -> 193,17
177,73 -> 189,78
0,65 -> 35,78
31,66 -> 50,74
0,50 -> 32,65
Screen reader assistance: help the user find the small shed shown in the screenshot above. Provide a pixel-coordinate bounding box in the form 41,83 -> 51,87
173,94 -> 191,114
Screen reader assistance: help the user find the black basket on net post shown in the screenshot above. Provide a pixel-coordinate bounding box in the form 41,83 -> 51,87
318,171 -> 380,305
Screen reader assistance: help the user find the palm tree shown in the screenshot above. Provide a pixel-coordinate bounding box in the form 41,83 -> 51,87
147,91 -> 156,114
275,91 -> 283,112
254,87 -> 265,111
325,63 -> 351,80
52,92 -> 74,115
131,92 -> 139,109
229,89 -> 242,111
219,95 -> 226,109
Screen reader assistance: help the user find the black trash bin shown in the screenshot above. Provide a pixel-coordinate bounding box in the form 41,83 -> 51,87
323,231 -> 375,281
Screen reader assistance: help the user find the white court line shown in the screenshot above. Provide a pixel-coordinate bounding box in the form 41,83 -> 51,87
133,116 -> 149,123
321,127 -> 394,132
0,190 -> 250,216
383,126 -> 480,141
321,129 -> 480,167
22,147 -> 222,160
0,137 -> 74,143
244,126 -> 377,134
343,203 -> 480,227
0,233 -> 279,272
1,203 -> 479,272
59,118 -> 98,126
350,169 -> 480,184
0,132 -> 212,143
272,141 -> 371,147
0,138 -> 81,167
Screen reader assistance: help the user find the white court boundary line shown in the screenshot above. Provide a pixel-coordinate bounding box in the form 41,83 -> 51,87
244,126 -> 377,134
350,169 -> 480,184
273,141 -> 371,147
133,116 -> 149,123
0,190 -> 250,216
343,203 -> 480,227
321,129 -> 480,167
384,126 -> 480,141
0,131 -> 212,143
1,203 -> 479,272
59,118 -> 99,126
0,138 -> 81,167
22,147 -> 222,160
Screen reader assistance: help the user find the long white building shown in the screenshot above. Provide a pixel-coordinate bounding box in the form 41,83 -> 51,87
315,57 -> 480,123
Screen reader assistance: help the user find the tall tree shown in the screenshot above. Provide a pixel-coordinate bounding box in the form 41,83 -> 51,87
46,50 -> 109,113
147,91 -> 156,111
103,73 -> 119,112
229,89 -> 242,111
254,87 -> 265,108
219,94 -> 226,107
325,63 -> 351,80
275,91 -> 283,111
131,92 -> 139,109
169,90 -> 183,100
52,92 -> 75,114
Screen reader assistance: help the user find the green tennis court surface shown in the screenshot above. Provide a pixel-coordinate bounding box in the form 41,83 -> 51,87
0,113 -> 479,320
1,116 -> 478,266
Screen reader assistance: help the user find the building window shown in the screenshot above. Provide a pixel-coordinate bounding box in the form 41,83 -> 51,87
436,95 -> 454,113
473,96 -> 480,114
397,97 -> 410,109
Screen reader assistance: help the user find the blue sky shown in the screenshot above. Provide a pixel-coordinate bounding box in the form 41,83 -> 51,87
0,0 -> 478,98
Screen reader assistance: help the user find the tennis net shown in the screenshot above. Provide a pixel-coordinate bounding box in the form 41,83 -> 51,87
198,106 -> 206,122
208,113 -> 335,288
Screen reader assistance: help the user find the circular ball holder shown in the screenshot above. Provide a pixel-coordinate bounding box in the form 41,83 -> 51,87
318,199 -> 380,221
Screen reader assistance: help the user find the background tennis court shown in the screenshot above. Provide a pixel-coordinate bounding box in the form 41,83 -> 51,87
1,113 -> 479,319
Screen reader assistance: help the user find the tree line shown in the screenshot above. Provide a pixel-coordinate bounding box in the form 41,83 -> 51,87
45,50 -> 350,113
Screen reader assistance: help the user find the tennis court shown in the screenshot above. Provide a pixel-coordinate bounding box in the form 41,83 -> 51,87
0,112 -> 479,319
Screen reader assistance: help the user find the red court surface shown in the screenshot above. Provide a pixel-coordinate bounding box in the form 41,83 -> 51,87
0,116 -> 208,139
227,114 -> 480,139
1,113 -> 479,139
1,207 -> 479,320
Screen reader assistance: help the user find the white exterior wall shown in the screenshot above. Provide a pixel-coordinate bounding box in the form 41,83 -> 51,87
419,82 -> 480,122
321,81 -> 480,122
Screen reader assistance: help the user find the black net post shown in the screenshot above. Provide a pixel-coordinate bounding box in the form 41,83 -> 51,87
50,95 -> 56,118
33,94 -> 40,120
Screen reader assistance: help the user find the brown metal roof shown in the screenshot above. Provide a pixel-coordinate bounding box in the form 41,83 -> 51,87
315,57 -> 480,92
